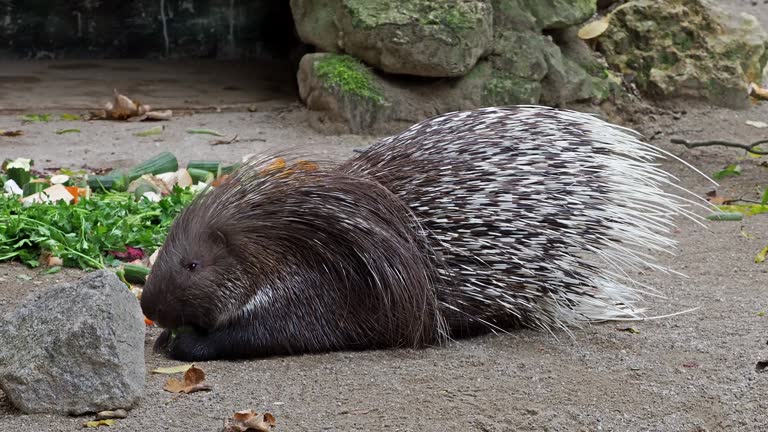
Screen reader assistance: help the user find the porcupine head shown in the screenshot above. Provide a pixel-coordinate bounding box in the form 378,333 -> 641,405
140,156 -> 446,361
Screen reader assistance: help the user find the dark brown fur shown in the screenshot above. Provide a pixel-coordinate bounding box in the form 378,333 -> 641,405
140,158 -> 448,360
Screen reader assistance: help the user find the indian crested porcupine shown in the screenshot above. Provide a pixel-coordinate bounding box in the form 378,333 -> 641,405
140,105 -> 709,361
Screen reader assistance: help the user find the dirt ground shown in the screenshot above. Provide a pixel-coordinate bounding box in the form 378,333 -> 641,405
2,2 -> 768,432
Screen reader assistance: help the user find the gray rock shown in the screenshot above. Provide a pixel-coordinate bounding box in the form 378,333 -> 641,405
523,0 -> 596,30
297,53 -> 388,134
598,0 -> 768,108
291,0 -> 494,78
0,270 -> 145,415
540,46 -> 593,105
491,0 -> 538,32
297,53 -> 545,134
289,0 -> 342,53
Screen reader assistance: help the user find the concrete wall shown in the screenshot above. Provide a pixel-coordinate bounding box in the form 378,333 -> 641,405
0,0 -> 299,60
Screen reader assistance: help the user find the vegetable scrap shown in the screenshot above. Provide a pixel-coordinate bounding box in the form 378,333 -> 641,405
186,128 -> 225,137
55,128 -> 81,134
20,114 -> 51,123
1,153 -> 319,326
223,410 -> 276,432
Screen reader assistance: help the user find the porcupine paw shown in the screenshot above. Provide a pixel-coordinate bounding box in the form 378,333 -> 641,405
154,327 -> 213,361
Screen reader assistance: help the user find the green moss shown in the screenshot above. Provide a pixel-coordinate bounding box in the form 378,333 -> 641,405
482,74 -> 540,105
315,55 -> 385,104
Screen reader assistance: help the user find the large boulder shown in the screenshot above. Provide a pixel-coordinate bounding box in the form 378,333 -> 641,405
597,0 -> 768,108
0,270 -> 146,415
523,0 -> 597,30
289,0 -> 342,53
490,29 -> 593,105
297,53 -> 548,134
291,0 -> 494,77
298,53 -> 388,133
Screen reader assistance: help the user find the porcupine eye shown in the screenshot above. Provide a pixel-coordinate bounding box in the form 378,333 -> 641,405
186,261 -> 199,272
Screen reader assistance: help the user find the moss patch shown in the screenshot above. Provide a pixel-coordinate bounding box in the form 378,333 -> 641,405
482,74 -> 541,105
315,54 -> 385,104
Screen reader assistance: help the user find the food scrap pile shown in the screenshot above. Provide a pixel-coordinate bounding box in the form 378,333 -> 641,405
0,152 -> 238,278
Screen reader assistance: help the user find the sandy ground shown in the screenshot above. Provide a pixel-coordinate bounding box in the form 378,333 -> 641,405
2,1 -> 768,431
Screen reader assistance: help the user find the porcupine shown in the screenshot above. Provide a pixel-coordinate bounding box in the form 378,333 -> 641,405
140,105 -> 709,361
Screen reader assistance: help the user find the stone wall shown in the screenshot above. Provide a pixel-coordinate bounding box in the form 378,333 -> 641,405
292,0 -> 768,134
0,0 -> 298,60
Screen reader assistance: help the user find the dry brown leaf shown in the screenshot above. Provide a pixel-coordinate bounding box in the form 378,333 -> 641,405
578,16 -> 610,39
749,82 -> 768,101
224,410 -> 276,432
0,130 -> 23,137
292,160 -> 319,172
91,89 -> 171,121
95,409 -> 128,420
163,365 -> 212,394
151,363 -> 194,374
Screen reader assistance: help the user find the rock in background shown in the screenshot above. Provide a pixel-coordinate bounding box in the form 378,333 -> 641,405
596,0 -> 767,109
292,0 -> 768,133
0,270 -> 145,415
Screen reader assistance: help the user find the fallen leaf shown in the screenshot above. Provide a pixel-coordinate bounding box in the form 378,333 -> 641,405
0,130 -> 23,137
713,164 -> 741,180
618,327 -> 640,334
292,160 -> 319,172
756,245 -> 768,264
707,196 -> 728,205
95,409 -> 128,420
163,365 -> 211,393
749,82 -> 768,101
740,228 -> 753,239
577,16 -> 610,40
745,120 -> 768,128
56,128 -> 81,134
681,361 -> 700,368
83,419 -> 115,428
152,363 -> 194,374
224,410 -> 276,432
16,274 -> 32,281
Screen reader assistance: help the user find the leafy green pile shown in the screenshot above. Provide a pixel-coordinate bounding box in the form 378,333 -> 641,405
0,187 -> 195,269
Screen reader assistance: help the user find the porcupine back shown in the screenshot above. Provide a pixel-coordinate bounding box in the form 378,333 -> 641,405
340,105 -> 705,335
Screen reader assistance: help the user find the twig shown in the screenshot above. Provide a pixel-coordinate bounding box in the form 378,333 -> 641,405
670,138 -> 768,155
211,135 -> 239,146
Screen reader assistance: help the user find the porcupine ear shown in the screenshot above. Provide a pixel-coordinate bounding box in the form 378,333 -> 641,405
211,229 -> 230,248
